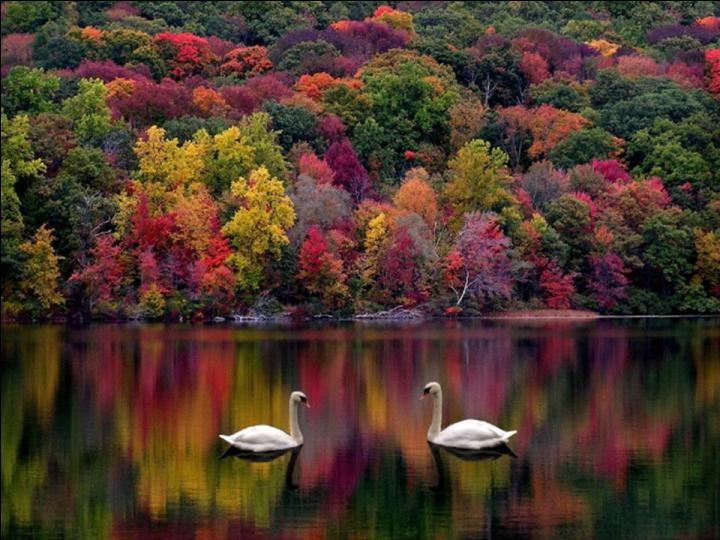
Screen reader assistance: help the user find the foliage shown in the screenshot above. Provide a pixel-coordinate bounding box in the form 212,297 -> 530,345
1,1 -> 718,317
221,167 -> 295,292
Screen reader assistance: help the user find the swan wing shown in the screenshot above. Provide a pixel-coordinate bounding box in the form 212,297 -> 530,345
219,425 -> 298,452
434,419 -> 517,449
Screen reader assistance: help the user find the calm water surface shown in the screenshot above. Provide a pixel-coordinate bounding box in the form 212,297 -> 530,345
1,318 -> 718,539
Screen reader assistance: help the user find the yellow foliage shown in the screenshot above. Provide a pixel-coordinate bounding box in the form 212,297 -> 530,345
134,125 -> 205,187
221,167 -> 295,291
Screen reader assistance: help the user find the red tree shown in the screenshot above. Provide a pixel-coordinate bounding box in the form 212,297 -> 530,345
324,139 -> 372,201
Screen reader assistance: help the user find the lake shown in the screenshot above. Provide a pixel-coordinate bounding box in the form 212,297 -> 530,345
1,318 -> 718,539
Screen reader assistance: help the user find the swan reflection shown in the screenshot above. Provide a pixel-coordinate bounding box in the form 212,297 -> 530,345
220,445 -> 302,489
430,442 -> 516,491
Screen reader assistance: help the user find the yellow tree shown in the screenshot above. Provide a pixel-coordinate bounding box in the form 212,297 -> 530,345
222,167 -> 295,291
18,225 -> 63,316
134,125 -> 205,189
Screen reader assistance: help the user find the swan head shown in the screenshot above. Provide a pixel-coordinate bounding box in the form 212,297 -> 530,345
421,381 -> 441,400
291,391 -> 310,408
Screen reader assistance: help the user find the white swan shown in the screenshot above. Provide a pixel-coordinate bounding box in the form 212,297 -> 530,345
421,382 -> 517,449
219,391 -> 309,452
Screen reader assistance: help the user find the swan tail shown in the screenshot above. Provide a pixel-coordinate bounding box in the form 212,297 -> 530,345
219,434 -> 234,445
502,430 -> 517,441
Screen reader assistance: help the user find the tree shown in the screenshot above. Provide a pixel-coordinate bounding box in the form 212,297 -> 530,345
518,160 -> 568,211
324,139 -> 372,201
153,32 -> 214,79
549,128 -> 618,169
546,194 -> 593,272
61,78 -> 112,145
463,36 -> 524,107
297,225 -> 349,310
706,49 -> 720,95
220,46 -> 273,77
443,212 -> 513,308
192,87 -> 231,118
263,101 -> 321,152
69,234 -> 124,314
1,161 -> 24,293
393,168 -> 438,227
444,139 -> 517,229
588,252 -> 629,310
221,167 -> 295,292
501,104 -> 589,160
1,66 -> 59,115
297,153 -> 335,185
289,174 -> 350,245
18,225 -> 64,316
376,225 -> 428,306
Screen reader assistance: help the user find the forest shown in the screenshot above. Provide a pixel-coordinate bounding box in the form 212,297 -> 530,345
1,1 -> 719,320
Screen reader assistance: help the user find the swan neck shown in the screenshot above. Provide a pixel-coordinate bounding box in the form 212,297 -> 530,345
429,390 -> 442,440
289,398 -> 303,443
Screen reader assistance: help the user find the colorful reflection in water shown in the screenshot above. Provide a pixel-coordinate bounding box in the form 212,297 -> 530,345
1,319 -> 718,539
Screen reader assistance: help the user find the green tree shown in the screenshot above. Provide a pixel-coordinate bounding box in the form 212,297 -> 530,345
444,139 -> 518,230
549,128 -> 617,169
61,78 -> 112,145
1,67 -> 60,116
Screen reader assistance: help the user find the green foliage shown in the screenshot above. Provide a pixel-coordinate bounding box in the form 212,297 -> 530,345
263,101 -> 322,152
549,128 -> 617,169
61,79 -> 112,145
1,67 -> 60,116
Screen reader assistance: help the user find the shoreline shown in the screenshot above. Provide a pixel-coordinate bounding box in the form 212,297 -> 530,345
3,310 -> 719,326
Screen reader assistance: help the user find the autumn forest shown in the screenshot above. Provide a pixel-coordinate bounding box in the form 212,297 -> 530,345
1,1 -> 719,320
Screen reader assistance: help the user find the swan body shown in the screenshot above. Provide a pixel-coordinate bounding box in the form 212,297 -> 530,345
422,382 -> 517,450
219,391 -> 309,452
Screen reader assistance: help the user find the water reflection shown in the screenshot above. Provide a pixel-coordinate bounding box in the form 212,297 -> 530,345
1,319 -> 718,539
220,446 -> 302,490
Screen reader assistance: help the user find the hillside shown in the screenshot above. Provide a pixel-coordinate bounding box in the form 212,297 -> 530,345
1,1 -> 719,320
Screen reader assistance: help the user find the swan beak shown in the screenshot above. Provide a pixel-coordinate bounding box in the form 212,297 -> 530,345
305,401 -> 311,408
419,394 -> 426,401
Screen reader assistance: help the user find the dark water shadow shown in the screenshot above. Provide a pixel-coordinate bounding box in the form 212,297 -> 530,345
429,442 -> 517,492
220,445 -> 303,489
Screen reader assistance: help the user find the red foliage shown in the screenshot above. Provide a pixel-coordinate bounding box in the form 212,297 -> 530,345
318,114 -> 347,143
220,46 -> 273,77
1,33 -> 34,75
297,225 -> 347,307
219,86 -> 257,116
666,61 -> 704,88
592,159 -> 631,184
617,55 -> 662,79
154,32 -> 215,78
298,153 -> 335,184
588,252 -> 629,310
243,73 -> 294,102
539,259 -> 575,309
69,235 -> 125,304
75,59 -> 152,82
206,36 -> 237,58
324,138 -> 372,201
705,49 -> 720,95
109,78 -> 192,126
520,51 -> 550,84
444,213 -> 513,307
378,226 -> 427,305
